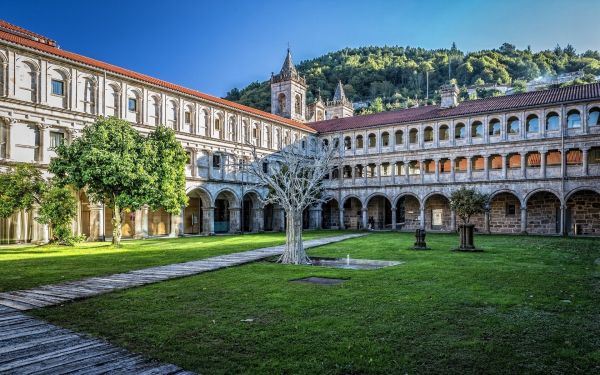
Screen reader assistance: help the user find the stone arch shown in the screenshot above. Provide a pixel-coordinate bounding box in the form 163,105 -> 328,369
394,193 -> 421,230
342,195 -> 363,230
423,192 -> 451,231
242,190 -> 263,233
322,197 -> 340,229
565,188 -> 600,235
184,187 -> 212,235
214,188 -> 241,234
366,193 -> 392,230
487,190 -> 523,234
525,189 -> 562,235
166,99 -> 178,129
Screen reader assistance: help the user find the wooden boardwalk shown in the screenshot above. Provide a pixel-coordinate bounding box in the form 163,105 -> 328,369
0,234 -> 364,373
0,233 -> 363,311
0,304 -> 194,374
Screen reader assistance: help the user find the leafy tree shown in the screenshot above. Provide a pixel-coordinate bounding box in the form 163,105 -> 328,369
50,117 -> 187,246
512,80 -> 528,94
0,164 -> 45,219
450,188 -> 489,225
37,184 -> 81,245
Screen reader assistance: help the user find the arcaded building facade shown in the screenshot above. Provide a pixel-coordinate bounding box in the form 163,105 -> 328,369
1,20 -> 599,243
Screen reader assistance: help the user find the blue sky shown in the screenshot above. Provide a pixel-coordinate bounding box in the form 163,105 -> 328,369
4,0 -> 599,96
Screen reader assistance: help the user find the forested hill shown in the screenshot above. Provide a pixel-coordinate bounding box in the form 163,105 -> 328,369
224,43 -> 600,114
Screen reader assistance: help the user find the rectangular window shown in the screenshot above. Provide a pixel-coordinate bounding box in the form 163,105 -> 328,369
184,111 -> 191,124
51,79 -> 64,96
506,204 -> 516,216
128,98 -> 137,112
49,131 -> 64,148
212,154 -> 221,169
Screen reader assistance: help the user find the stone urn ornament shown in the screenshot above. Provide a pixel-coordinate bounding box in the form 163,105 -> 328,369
412,228 -> 430,250
449,188 -> 489,252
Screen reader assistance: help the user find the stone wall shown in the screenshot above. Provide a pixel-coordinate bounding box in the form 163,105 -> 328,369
527,192 -> 560,234
567,190 -> 600,235
489,193 -> 521,233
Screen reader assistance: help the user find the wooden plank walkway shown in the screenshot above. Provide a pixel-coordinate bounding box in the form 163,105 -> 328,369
0,233 -> 363,311
0,305 -> 194,374
0,233 -> 364,373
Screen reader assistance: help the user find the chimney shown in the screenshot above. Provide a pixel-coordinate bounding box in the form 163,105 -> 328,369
440,83 -> 459,108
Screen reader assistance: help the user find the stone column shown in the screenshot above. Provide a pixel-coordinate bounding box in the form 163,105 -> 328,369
559,204 -> 567,236
338,208 -> 345,230
191,150 -> 197,177
540,151 -> 547,179
203,206 -> 215,235
434,159 -> 439,182
582,148 -> 589,175
484,207 -> 491,234
207,152 -> 213,180
520,206 -> 527,234
252,207 -> 264,232
179,207 -> 185,235
405,161 -> 410,180
229,207 -> 241,233
419,204 -> 425,230
141,205 -> 149,238
484,155 -> 490,180
30,204 -> 41,243
14,210 -> 22,243
41,223 -> 49,244
134,209 -> 144,239
450,158 -> 456,182
352,164 -> 356,185
520,153 -> 527,179
450,209 -> 456,232
501,154 -> 507,179
561,149 -> 566,178
467,156 -> 472,180
361,208 -> 368,230
391,208 -> 397,230
419,160 -> 424,184
89,204 -> 102,241
377,163 -> 382,186
391,161 -> 396,184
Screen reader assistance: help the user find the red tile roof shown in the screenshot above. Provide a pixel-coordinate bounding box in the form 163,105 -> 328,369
311,83 -> 600,133
0,20 -> 57,47
0,21 -> 315,133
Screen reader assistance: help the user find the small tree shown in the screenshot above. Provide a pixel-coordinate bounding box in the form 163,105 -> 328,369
0,164 -> 45,219
50,118 -> 187,246
450,188 -> 489,251
37,184 -> 80,245
247,140 -> 341,264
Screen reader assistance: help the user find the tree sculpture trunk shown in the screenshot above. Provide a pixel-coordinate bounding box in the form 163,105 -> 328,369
112,202 -> 122,247
278,210 -> 309,264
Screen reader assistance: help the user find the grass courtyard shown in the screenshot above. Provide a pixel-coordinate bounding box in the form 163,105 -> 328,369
28,232 -> 600,374
0,230 -> 347,292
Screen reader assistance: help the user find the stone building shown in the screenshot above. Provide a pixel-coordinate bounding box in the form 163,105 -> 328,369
1,20 -> 599,243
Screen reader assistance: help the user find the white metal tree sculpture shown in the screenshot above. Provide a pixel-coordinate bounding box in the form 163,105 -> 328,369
247,138 -> 341,264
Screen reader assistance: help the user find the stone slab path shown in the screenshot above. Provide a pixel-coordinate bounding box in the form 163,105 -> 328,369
0,233 -> 364,374
0,233 -> 364,311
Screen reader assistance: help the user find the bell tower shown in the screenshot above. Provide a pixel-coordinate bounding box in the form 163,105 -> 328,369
270,48 -> 307,122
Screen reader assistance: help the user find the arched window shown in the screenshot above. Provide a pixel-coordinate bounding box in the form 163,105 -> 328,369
229,117 -> 237,140
265,127 -> 271,147
201,109 -> 209,135
19,61 -> 38,102
526,114 -> 539,133
489,118 -> 501,136
368,133 -> 376,148
424,126 -> 433,142
127,91 -> 141,123
395,130 -> 404,145
409,128 -> 418,144
167,100 -> 178,129
567,109 -> 581,129
455,123 -> 465,139
471,121 -> 483,138
381,132 -> 390,147
149,96 -> 161,125
356,135 -> 364,149
275,129 -> 282,148
214,114 -> 223,138
184,105 -> 194,133
344,136 -> 352,150
82,78 -> 95,114
508,116 -> 520,134
105,84 -> 120,118
243,121 -> 250,143
332,137 -> 339,148
0,120 -> 7,158
546,112 -> 559,131
588,107 -> 600,126
439,125 -> 449,140
294,94 -> 302,115
278,93 -> 286,114
253,123 -> 259,144
49,68 -> 68,109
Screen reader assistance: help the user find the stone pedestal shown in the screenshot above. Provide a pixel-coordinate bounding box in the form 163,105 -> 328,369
453,224 -> 482,252
412,228 -> 430,250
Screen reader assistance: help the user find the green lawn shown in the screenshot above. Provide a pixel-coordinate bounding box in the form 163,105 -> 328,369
0,230 -> 346,292
31,233 -> 600,374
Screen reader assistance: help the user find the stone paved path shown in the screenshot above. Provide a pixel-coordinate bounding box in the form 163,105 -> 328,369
0,233 -> 364,311
0,233 -> 364,374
